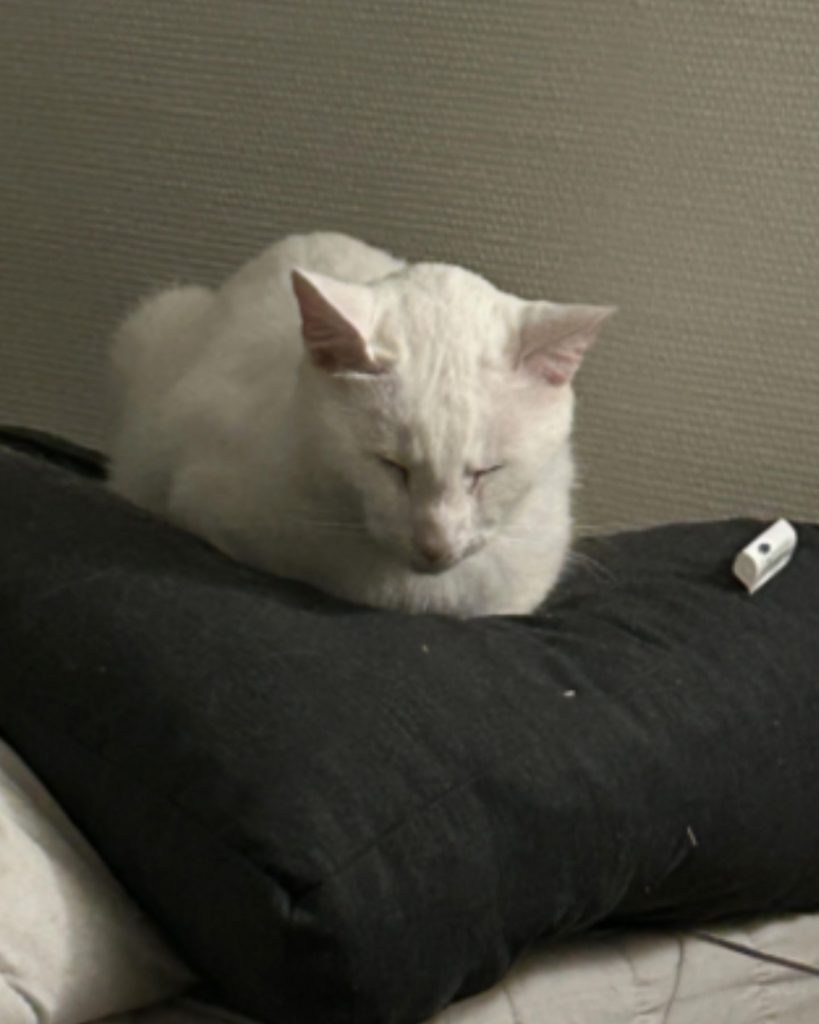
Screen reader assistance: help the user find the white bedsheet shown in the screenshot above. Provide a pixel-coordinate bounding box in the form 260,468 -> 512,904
106,913 -> 819,1024
0,740 -> 191,1024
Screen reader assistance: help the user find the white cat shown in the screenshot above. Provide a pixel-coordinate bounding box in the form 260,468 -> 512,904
108,232 -> 614,616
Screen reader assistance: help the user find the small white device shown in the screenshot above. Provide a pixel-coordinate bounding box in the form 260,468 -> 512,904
732,519 -> 798,594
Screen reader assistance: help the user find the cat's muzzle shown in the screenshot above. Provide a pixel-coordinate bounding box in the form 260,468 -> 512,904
410,544 -> 463,575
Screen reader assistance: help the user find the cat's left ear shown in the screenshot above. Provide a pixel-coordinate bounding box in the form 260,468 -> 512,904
291,268 -> 382,374
517,303 -> 616,386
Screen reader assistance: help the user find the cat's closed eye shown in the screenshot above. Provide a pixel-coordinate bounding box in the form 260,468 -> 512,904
466,465 -> 504,494
377,456 -> 504,493
377,455 -> 409,486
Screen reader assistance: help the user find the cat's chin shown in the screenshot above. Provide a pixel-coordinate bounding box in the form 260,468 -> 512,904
372,538 -> 460,575
410,561 -> 456,576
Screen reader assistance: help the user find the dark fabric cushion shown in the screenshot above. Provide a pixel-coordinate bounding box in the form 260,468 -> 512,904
1,432 -> 819,1024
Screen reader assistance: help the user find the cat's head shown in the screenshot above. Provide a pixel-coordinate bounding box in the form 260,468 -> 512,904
291,262 -> 614,574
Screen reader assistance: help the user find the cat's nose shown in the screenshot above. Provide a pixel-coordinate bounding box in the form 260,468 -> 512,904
412,536 -> 458,573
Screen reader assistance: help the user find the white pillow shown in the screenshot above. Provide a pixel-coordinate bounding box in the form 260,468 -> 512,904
0,738 -> 193,1024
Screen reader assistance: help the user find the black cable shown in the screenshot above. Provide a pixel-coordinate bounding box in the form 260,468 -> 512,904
685,929 -> 819,979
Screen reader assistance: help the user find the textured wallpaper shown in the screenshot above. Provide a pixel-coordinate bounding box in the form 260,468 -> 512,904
2,0 -> 818,529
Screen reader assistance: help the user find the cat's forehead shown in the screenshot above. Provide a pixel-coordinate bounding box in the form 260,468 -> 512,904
375,262 -> 516,354
357,263 -> 526,466
361,359 -> 514,469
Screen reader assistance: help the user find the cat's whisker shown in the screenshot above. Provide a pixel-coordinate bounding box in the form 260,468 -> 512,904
297,516 -> 368,530
573,521 -> 637,536
496,527 -> 550,542
253,516 -> 369,534
495,532 -> 617,582
302,523 -> 368,533
565,549 -> 617,583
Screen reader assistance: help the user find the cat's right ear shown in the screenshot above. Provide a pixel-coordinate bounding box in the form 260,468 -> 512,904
517,302 -> 616,386
291,269 -> 382,375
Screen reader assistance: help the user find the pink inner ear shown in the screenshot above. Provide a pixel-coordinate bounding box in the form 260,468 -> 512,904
523,342 -> 589,386
291,269 -> 380,374
520,304 -> 615,386
305,321 -> 371,373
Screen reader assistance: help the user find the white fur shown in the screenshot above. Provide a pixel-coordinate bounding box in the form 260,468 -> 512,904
108,232 -> 613,616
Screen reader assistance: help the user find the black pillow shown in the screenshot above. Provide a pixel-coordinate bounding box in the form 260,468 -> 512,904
1,433 -> 819,1024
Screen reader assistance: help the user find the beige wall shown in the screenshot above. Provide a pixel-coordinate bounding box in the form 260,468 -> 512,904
2,0 -> 817,530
